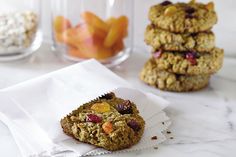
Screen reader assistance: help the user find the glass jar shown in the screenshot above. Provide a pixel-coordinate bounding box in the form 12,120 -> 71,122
51,0 -> 133,67
0,0 -> 42,61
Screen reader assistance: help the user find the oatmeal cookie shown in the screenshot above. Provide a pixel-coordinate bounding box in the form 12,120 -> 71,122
140,58 -> 210,92
145,25 -> 215,52
152,47 -> 224,75
149,1 -> 217,33
60,93 -> 145,151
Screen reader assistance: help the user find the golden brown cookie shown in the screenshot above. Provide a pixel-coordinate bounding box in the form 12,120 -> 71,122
145,25 -> 215,52
149,1 -> 217,33
140,58 -> 210,92
61,93 -> 145,151
151,47 -> 224,75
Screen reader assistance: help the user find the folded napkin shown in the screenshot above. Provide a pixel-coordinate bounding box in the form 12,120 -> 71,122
0,59 -> 171,157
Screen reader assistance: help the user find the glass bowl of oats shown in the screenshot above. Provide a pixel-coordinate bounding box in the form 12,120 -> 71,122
0,0 -> 42,61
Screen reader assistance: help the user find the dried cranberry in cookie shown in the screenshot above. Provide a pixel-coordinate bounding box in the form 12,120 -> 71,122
150,48 -> 224,75
86,114 -> 102,123
153,50 -> 162,59
185,51 -> 198,65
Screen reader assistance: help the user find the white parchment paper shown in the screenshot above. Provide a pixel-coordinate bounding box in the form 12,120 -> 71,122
0,59 -> 171,157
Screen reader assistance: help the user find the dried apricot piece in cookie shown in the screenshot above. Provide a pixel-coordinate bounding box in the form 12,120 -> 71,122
164,6 -> 177,16
91,102 -> 111,113
102,122 -> 113,134
205,2 -> 214,11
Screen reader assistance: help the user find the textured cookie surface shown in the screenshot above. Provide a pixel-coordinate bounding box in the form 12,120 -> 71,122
140,58 -> 210,92
149,1 -> 217,33
61,93 -> 145,151
152,47 -> 224,75
145,25 -> 215,52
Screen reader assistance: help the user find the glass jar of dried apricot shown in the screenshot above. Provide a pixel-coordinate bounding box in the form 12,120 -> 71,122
51,0 -> 133,67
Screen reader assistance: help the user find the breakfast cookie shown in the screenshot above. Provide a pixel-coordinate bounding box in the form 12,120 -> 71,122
145,25 -> 215,52
60,93 -> 145,151
151,47 -> 224,75
148,1 -> 217,33
140,58 -> 210,92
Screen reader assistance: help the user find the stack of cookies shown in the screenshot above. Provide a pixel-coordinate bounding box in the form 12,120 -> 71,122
140,0 -> 224,92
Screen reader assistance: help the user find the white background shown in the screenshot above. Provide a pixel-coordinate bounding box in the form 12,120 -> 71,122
0,1 -> 236,157
40,0 -> 236,56
0,0 -> 235,56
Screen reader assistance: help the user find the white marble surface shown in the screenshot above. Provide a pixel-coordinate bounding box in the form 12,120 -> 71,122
0,43 -> 236,157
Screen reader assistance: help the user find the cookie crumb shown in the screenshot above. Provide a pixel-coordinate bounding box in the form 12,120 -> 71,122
151,136 -> 158,140
170,136 -> 174,139
166,130 -> 171,134
162,122 -> 165,125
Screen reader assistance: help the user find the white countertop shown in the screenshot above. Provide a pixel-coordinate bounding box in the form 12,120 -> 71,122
0,43 -> 236,157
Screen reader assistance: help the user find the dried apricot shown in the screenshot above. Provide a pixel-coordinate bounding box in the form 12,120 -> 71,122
75,39 -> 113,59
61,28 -> 79,47
91,102 -> 111,113
102,122 -> 113,134
164,6 -> 177,16
112,40 -> 124,55
205,2 -> 214,11
53,16 -> 71,33
81,11 -> 109,33
68,46 -> 89,58
106,17 -> 116,28
54,32 -> 64,43
104,16 -> 128,48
